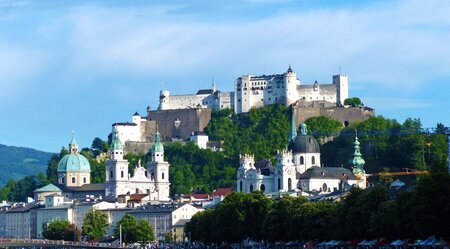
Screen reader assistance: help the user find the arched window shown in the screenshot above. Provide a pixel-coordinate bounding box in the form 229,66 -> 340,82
312,156 -> 316,165
278,178 -> 281,190
121,171 -> 124,178
250,184 -> 254,192
83,177 -> 86,184
288,178 -> 292,190
323,183 -> 328,192
151,173 -> 154,181
61,177 -> 65,184
110,170 -> 113,179
300,156 -> 304,165
260,184 -> 266,192
72,177 -> 76,184
240,181 -> 243,192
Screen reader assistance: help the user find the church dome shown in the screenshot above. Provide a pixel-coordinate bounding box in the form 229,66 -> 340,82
57,135 -> 91,173
288,123 -> 320,154
57,153 -> 91,173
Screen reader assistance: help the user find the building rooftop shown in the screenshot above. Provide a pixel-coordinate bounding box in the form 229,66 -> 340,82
34,183 -> 62,193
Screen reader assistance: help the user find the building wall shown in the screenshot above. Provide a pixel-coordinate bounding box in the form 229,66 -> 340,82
190,134 -> 209,149
233,69 -> 349,114
171,204 -> 202,226
293,105 -> 375,127
36,207 -> 73,238
5,210 -> 32,238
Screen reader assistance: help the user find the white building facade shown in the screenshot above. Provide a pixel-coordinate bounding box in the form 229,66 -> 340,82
234,66 -> 348,114
105,128 -> 170,201
158,83 -> 234,111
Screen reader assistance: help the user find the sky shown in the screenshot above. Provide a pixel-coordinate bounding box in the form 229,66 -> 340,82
0,0 -> 449,153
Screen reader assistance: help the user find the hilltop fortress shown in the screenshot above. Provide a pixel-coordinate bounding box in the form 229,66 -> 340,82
158,66 -> 348,114
114,66 -> 374,152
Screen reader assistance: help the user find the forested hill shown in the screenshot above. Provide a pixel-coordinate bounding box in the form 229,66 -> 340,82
0,144 -> 53,186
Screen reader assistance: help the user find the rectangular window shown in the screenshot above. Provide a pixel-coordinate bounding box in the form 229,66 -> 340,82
72,177 -> 76,183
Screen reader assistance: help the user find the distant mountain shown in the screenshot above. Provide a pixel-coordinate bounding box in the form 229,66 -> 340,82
0,144 -> 54,186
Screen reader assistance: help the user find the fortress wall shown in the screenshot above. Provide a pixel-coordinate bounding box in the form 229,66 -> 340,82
147,108 -> 212,141
294,106 -> 375,128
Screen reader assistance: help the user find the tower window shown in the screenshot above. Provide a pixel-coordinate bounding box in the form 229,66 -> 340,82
110,170 -> 113,179
61,177 -> 65,184
83,177 -> 86,184
312,156 -> 316,165
288,178 -> 292,190
250,184 -> 254,192
121,171 -> 124,178
240,181 -> 243,192
278,178 -> 281,190
260,184 -> 266,192
162,172 -> 165,180
72,177 -> 76,184
300,156 -> 304,165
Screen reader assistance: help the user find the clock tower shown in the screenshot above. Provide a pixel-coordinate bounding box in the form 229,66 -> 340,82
275,149 -> 296,191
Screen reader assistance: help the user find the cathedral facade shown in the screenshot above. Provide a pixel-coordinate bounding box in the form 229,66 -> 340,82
105,128 -> 171,201
236,108 -> 362,196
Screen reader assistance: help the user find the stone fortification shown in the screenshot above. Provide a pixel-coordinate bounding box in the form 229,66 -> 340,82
293,104 -> 375,128
146,107 -> 212,141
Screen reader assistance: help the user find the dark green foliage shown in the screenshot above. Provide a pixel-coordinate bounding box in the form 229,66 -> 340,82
43,219 -> 80,241
344,97 -> 362,107
0,172 -> 49,201
82,209 -> 109,240
114,214 -> 155,243
205,104 -> 290,161
304,116 -> 343,138
187,163 -> 450,242
161,142 -> 236,195
91,137 -> 110,153
0,143 -> 53,186
321,117 -> 446,174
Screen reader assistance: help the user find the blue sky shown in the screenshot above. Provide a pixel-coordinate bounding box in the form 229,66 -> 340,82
0,0 -> 449,152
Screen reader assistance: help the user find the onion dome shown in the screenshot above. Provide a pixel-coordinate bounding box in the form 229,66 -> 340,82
57,134 -> 90,173
349,131 -> 365,175
288,123 -> 320,153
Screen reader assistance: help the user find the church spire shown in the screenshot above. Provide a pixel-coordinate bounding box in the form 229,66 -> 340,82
69,130 -> 78,154
111,126 -> 123,151
289,105 -> 297,141
349,130 -> 365,174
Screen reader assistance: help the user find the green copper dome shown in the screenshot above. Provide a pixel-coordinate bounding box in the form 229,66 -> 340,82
152,130 -> 164,153
57,135 -> 91,173
111,126 -> 123,150
349,131 -> 365,175
57,153 -> 91,173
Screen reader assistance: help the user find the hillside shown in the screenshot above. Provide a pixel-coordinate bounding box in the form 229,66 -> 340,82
0,144 -> 53,186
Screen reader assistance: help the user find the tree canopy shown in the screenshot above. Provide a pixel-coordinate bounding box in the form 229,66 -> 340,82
43,219 -> 79,241
82,208 -> 109,241
114,214 -> 155,244
186,161 -> 450,242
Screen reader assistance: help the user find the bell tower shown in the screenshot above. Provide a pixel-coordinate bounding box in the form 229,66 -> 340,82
147,129 -> 170,201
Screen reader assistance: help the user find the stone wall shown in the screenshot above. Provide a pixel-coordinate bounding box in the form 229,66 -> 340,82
146,108 -> 212,141
294,106 -> 375,128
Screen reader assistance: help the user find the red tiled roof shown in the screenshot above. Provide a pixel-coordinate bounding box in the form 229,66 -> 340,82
129,194 -> 149,201
212,188 -> 233,197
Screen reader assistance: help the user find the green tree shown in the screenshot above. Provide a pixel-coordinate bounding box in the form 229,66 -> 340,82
304,116 -> 343,139
344,97 -> 362,107
135,219 -> 155,244
114,214 -> 138,244
43,219 -> 79,241
82,208 -> 109,240
92,137 -> 110,153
